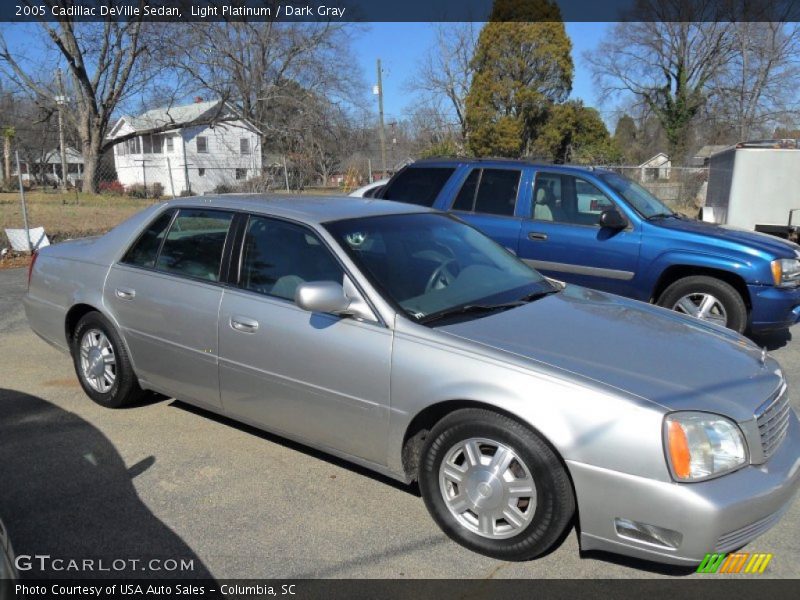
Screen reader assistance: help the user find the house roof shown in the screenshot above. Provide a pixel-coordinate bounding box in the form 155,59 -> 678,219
638,153 -> 670,168
108,99 -> 261,138
41,147 -> 84,165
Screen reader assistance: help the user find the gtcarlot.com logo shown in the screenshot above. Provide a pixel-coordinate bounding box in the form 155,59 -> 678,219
14,554 -> 195,573
697,552 -> 773,574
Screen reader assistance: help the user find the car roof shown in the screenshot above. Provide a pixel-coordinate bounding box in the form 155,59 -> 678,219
407,157 -> 611,176
161,194 -> 433,224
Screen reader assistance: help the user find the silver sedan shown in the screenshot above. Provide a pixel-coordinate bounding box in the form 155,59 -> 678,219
24,196 -> 800,565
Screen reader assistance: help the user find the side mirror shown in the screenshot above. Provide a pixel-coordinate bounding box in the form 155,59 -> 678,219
295,281 -> 351,314
599,208 -> 627,229
294,279 -> 376,322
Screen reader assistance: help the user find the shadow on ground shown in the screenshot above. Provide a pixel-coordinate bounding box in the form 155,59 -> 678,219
0,388 -> 216,580
751,329 -> 792,351
170,399 -> 421,498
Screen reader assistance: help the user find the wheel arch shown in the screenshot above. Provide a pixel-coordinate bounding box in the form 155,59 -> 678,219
65,303 -> 102,345
401,399 -> 568,484
650,264 -> 752,311
64,303 -> 139,375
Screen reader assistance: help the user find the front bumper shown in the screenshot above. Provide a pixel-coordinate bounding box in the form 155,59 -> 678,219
748,284 -> 800,332
568,410 -> 800,565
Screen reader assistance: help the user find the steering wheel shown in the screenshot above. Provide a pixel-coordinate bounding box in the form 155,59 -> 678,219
425,259 -> 459,293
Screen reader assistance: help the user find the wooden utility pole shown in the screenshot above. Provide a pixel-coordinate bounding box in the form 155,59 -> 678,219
376,59 -> 387,179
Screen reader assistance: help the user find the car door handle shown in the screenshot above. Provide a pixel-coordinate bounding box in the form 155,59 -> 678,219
115,287 -> 136,300
528,232 -> 548,241
230,316 -> 259,333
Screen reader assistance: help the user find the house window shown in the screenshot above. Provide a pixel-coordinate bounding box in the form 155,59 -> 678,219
142,134 -> 163,154
198,168 -> 205,177
240,138 -> 250,155
166,136 -> 174,152
125,137 -> 141,154
196,136 -> 208,153
235,168 -> 247,180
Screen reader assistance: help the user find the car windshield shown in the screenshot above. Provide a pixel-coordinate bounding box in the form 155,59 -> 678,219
325,213 -> 554,323
599,171 -> 674,219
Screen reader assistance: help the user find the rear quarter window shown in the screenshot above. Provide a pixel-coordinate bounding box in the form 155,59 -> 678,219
381,167 -> 455,207
121,210 -> 174,268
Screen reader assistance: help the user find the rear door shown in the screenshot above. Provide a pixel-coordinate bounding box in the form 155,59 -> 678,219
518,170 -> 642,295
217,214 -> 393,464
104,207 -> 235,410
446,166 -> 529,253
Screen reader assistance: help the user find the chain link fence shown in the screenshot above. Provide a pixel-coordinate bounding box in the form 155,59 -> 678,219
590,165 -> 709,214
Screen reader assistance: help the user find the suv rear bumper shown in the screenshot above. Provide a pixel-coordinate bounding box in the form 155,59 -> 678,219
569,410 -> 800,566
748,284 -> 800,332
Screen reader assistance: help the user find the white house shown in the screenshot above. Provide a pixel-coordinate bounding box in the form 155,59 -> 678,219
638,153 -> 671,181
13,147 -> 85,186
107,99 -> 262,195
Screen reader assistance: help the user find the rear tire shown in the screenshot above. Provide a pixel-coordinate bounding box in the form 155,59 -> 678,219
71,311 -> 144,408
419,409 -> 575,561
657,275 -> 747,333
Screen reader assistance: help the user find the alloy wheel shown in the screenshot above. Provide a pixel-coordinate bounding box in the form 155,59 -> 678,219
79,328 -> 117,393
438,437 -> 537,539
672,293 -> 728,326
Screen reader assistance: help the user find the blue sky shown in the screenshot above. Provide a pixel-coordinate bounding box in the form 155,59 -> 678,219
1,21 -> 614,126
351,22 -> 612,124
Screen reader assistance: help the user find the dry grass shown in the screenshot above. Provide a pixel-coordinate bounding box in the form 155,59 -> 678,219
0,191 -> 153,249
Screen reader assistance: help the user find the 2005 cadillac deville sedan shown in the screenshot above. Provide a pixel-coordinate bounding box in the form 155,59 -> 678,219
24,196 -> 800,565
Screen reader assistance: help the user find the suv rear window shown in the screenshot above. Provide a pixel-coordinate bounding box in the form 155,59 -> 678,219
452,168 -> 521,216
381,167 -> 455,207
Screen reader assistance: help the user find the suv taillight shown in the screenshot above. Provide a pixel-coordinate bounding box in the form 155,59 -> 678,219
27,251 -> 38,290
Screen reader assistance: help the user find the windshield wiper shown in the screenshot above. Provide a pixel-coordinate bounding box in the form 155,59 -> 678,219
518,288 -> 560,302
419,301 -> 526,325
419,288 -> 560,325
645,212 -> 676,221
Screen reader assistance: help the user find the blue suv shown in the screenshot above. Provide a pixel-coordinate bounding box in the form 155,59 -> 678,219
379,158 -> 800,333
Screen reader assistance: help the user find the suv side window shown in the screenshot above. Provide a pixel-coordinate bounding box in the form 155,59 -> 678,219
451,168 -> 521,217
121,210 -> 174,268
381,167 -> 455,207
533,173 -> 614,226
155,209 -> 234,281
240,216 -> 344,301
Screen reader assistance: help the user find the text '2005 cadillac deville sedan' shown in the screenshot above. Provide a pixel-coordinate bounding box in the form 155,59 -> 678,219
24,195 -> 800,565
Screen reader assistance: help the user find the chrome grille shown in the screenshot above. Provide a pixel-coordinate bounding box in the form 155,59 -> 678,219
756,384 -> 790,460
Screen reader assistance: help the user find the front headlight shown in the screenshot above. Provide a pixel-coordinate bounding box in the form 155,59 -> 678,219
664,412 -> 747,481
771,258 -> 800,287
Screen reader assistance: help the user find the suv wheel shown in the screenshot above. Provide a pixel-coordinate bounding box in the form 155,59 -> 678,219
419,409 -> 575,561
657,275 -> 747,332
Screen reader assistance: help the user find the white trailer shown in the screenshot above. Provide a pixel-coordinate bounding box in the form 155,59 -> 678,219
703,140 -> 800,242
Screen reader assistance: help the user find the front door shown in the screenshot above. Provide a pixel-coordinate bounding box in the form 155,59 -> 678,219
518,171 -> 642,296
217,215 -> 392,465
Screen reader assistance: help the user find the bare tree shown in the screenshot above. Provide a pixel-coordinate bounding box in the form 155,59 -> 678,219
407,23 -> 478,143
0,5 -> 163,192
164,19 -> 365,155
710,21 -> 800,140
587,1 -> 734,162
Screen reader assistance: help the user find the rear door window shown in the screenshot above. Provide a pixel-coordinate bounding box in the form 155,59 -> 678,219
451,168 -> 521,217
155,209 -> 234,281
381,167 -> 455,206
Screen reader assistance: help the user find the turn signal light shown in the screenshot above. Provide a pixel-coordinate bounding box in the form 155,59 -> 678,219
667,420 -> 691,479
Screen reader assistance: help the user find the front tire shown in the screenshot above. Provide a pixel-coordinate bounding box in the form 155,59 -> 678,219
419,409 -> 575,561
71,311 -> 144,408
657,275 -> 747,333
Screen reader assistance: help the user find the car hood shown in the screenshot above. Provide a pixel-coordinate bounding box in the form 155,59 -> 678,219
654,217 -> 800,258
438,285 -> 783,422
